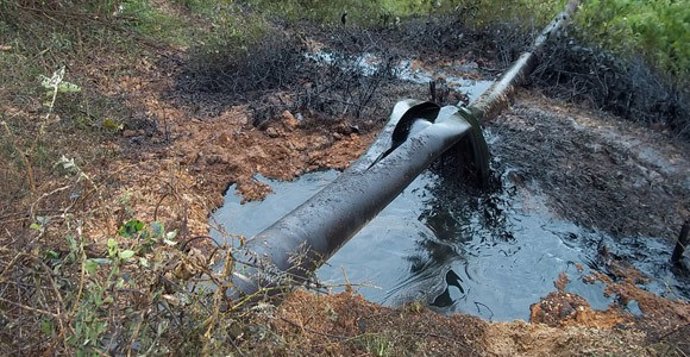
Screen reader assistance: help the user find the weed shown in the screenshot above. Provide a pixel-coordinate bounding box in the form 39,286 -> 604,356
355,333 -> 394,357
405,300 -> 426,314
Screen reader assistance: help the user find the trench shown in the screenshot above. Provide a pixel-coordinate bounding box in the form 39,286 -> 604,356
210,52 -> 690,321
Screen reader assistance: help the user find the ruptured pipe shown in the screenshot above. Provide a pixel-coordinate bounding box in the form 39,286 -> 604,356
225,0 -> 580,300
228,104 -> 479,299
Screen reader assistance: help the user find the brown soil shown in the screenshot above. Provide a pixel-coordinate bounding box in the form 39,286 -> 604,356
244,290 -> 650,356
89,57 -> 377,240
251,290 -> 487,356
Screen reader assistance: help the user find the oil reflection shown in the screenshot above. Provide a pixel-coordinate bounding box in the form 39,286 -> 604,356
378,150 -> 518,313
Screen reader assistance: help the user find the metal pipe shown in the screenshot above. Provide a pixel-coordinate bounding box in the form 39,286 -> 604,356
468,0 -> 580,120
224,1 -> 581,300
229,105 -> 474,299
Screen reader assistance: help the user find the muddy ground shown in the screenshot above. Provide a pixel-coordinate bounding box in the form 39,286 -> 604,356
2,10 -> 690,355
237,91 -> 690,356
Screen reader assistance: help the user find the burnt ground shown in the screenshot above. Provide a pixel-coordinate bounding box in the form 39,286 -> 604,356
2,6 -> 690,355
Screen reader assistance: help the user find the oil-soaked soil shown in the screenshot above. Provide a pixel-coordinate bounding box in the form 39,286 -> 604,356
456,94 -> 689,340
213,93 -> 690,320
489,93 -> 690,239
456,93 -> 688,335
210,78 -> 690,355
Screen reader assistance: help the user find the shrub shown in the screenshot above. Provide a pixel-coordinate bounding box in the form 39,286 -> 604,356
577,0 -> 690,83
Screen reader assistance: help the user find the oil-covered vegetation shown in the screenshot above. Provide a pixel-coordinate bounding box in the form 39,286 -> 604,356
235,0 -> 690,81
1,0 -> 689,355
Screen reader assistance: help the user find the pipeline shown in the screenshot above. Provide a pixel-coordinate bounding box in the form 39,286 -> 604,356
224,0 -> 581,301
228,103 -> 480,299
468,0 -> 580,120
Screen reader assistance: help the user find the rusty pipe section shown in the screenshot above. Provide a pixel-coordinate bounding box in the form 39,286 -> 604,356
228,104 -> 477,299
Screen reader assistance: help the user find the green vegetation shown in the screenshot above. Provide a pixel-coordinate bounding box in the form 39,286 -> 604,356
242,0 -> 689,82
452,0 -> 689,82
451,0 -> 564,28
355,333 -> 394,356
577,0 -> 690,81
243,0 -> 438,25
35,214 -> 238,356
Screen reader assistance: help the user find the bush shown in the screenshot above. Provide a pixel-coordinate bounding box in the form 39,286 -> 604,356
577,0 -> 690,83
448,0 -> 690,86
451,0 -> 563,29
241,0 -> 477,26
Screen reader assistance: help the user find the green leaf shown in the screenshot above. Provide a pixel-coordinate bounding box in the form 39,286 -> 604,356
165,230 -> 177,240
150,221 -> 165,238
40,319 -> 55,336
107,238 -> 118,258
84,259 -> 100,274
40,67 -> 65,90
45,250 -> 60,260
118,219 -> 145,238
92,291 -> 103,307
102,118 -> 123,132
67,235 -> 79,253
115,278 -> 126,289
139,257 -> 150,268
118,250 -> 135,260
57,81 -> 81,93
31,216 -> 50,232
56,155 -> 77,172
